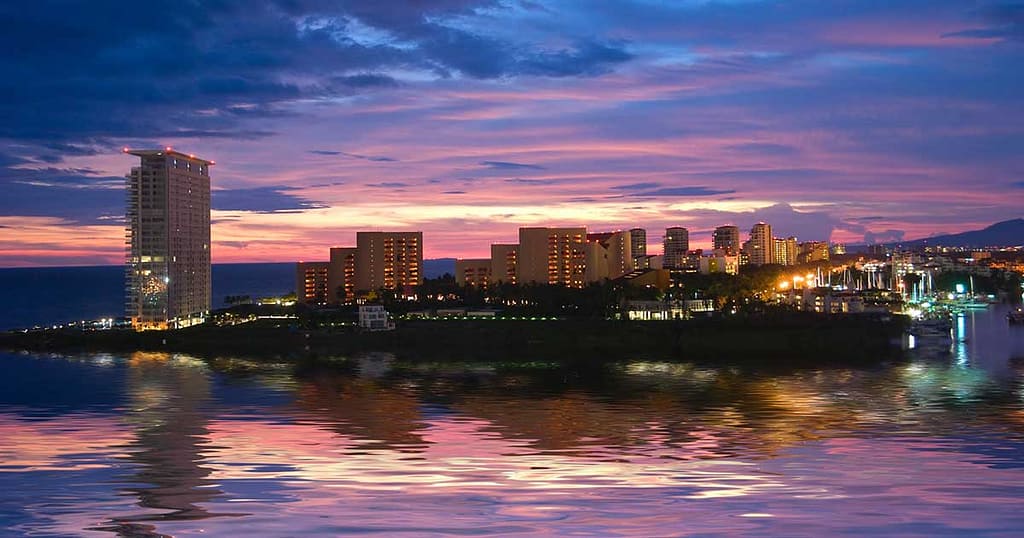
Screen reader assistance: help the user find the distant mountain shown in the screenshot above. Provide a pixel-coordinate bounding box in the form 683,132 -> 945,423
424,258 -> 456,278
885,218 -> 1024,248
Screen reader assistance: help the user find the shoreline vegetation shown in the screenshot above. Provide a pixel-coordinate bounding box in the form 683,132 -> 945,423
0,312 -> 909,367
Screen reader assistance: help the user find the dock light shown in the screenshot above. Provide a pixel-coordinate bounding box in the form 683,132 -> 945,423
122,147 -> 129,153
778,281 -> 790,290
955,283 -> 966,294
165,146 -> 173,151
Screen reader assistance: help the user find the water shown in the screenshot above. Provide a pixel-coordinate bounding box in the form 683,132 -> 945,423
0,261 -> 457,331
0,264 -> 295,331
2,307 -> 1024,536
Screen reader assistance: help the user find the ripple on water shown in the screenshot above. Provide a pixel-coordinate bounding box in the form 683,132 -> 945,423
2,335 -> 1024,536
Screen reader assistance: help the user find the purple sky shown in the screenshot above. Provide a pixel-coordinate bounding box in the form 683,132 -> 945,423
1,0 -> 1022,265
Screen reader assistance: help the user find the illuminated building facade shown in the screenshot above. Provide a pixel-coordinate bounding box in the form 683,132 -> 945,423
124,148 -> 212,330
455,258 -> 492,287
490,244 -> 518,284
663,227 -> 689,269
517,227 -> 587,287
355,231 -> 423,293
328,247 -> 357,303
713,225 -> 741,255
585,230 -> 633,282
629,227 -> 647,268
745,222 -> 773,266
773,236 -> 799,266
799,241 -> 830,264
700,252 -> 740,275
295,261 -> 330,305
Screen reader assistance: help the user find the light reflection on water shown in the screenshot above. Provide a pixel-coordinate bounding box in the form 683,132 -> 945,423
2,307 -> 1024,536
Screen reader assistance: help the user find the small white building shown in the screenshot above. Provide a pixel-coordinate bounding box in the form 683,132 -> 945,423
358,304 -> 395,331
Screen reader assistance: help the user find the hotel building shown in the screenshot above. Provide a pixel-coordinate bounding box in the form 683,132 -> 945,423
296,261 -> 330,305
713,225 -> 741,255
773,236 -> 799,266
490,244 -> 518,284
585,230 -> 633,282
663,227 -> 690,269
455,259 -> 492,287
745,222 -> 773,266
517,227 -> 587,287
355,231 -> 423,293
328,247 -> 357,303
124,148 -> 212,330
629,227 -> 647,268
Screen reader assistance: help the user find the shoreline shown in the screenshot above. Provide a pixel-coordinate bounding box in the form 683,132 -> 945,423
0,314 -> 909,366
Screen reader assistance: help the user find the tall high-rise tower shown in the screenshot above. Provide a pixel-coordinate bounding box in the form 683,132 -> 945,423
746,222 -> 773,266
663,227 -> 689,268
124,148 -> 212,330
713,225 -> 741,255
629,227 -> 647,269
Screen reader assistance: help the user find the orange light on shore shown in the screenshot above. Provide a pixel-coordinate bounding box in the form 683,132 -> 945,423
165,146 -> 173,151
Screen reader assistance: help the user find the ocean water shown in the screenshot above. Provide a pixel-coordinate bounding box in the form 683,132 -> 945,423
1,307 -> 1024,536
0,264 -> 294,331
0,260 -> 457,331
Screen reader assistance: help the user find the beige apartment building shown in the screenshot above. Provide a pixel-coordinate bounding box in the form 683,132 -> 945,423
296,261 -> 330,305
585,230 -> 633,282
455,258 -> 492,287
713,225 -> 741,255
328,247 -> 357,303
517,227 -> 587,287
490,244 -> 518,284
745,222 -> 774,266
124,148 -> 212,330
663,227 -> 689,269
355,231 -> 423,293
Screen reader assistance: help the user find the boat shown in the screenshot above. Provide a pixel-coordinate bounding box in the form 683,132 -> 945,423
910,317 -> 953,338
1008,307 -> 1024,325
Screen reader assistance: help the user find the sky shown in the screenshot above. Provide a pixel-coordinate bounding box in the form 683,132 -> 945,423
1,0 -> 1022,266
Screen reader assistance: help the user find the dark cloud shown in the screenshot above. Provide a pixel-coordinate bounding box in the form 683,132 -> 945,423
1013,181 -> 1024,188
504,178 -> 558,185
309,150 -> 397,162
0,0 -> 633,143
945,2 -> 1024,41
674,203 -> 864,243
365,181 -> 410,188
331,73 -> 400,88
633,186 -> 737,197
218,241 -> 251,249
864,229 -> 906,244
0,156 -> 124,223
343,152 -> 397,162
480,161 -> 546,170
611,182 -> 661,190
442,190 -> 467,194
727,143 -> 799,156
212,186 -> 327,213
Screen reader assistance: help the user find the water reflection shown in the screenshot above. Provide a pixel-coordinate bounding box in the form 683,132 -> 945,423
1,308 -> 1024,535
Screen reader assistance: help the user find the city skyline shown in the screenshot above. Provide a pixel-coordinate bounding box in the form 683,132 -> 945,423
2,1 -> 1023,267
